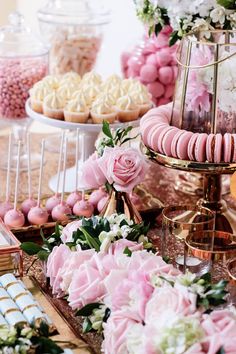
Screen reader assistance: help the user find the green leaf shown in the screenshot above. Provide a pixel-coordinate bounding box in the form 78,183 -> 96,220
217,0 -> 236,9
199,272 -> 211,284
169,30 -> 179,46
37,250 -> 49,261
20,242 -> 43,255
39,321 -> 49,337
162,255 -> 170,263
216,347 -> 226,354
123,247 -> 132,257
102,121 -> 113,140
82,318 -> 93,333
76,303 -> 102,317
80,227 -> 101,251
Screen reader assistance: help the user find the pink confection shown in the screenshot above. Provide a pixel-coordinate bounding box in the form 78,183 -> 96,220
232,134 -> 236,162
157,125 -> 175,154
140,64 -> 158,83
52,202 -> 72,222
188,133 -> 199,161
223,133 -> 232,163
156,51 -> 172,67
158,97 -> 170,106
146,54 -> 158,66
194,133 -> 208,162
28,206 -> 49,225
0,200 -> 13,219
162,127 -> 179,157
45,194 -> 61,213
143,121 -> 166,147
97,196 -> 109,213
171,130 -> 185,158
149,124 -> 168,151
4,209 -> 25,228
21,197 -> 37,216
127,68 -> 139,78
143,41 -> 157,54
0,59 -> 47,119
154,33 -> 169,48
158,66 -> 173,84
66,191 -> 82,208
176,131 -> 194,160
89,188 -> 108,208
206,134 -> 215,162
127,56 -> 145,72
73,199 -> 94,218
214,134 -> 223,163
147,81 -> 165,98
164,84 -> 175,99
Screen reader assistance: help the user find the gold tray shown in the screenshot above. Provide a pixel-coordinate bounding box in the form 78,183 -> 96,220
24,276 -> 93,354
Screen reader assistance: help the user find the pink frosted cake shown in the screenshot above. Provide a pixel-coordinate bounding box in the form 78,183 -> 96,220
140,103 -> 236,163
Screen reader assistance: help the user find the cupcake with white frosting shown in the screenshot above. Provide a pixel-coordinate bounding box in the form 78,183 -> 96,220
82,85 -> 100,106
115,95 -> 140,122
42,75 -> 61,90
64,98 -> 89,123
57,82 -> 78,102
30,82 -> 51,113
81,71 -> 102,86
90,98 -> 117,124
129,83 -> 152,116
43,91 -> 66,120
60,71 -> 81,86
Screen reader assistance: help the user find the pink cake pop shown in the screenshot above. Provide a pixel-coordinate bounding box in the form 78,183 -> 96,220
52,137 -> 71,221
97,195 -> 109,213
89,187 -> 108,209
21,133 -> 37,216
4,141 -> 25,228
45,132 -> 65,213
0,133 -> 13,219
28,140 -> 49,225
73,134 -> 94,218
66,129 -> 82,208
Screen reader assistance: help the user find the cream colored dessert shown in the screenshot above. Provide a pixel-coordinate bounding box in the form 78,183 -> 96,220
57,82 -> 78,101
129,83 -> 152,116
90,98 -> 117,124
82,84 -> 100,106
61,71 -> 81,84
102,74 -> 122,90
115,95 -> 140,122
43,91 -> 66,120
95,92 -> 116,106
42,75 -> 61,90
30,82 -> 51,113
64,98 -> 89,123
81,71 -> 102,86
121,78 -> 139,93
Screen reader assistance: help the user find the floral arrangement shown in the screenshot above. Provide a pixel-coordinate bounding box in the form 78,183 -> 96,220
46,224 -> 235,354
79,122 -> 149,193
135,0 -> 236,44
0,321 -> 69,354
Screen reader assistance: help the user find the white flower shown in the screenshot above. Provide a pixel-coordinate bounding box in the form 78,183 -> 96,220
176,271 -> 196,287
192,18 -> 212,38
120,225 -> 132,238
210,5 -> 226,24
150,274 -> 165,287
89,305 -> 106,332
99,231 -> 116,252
126,323 -> 145,354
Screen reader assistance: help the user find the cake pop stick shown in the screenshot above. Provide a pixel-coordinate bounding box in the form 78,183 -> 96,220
66,129 -> 82,207
73,133 -> 94,218
45,131 -> 65,213
0,133 -> 13,219
28,140 -> 48,225
52,137 -> 71,221
4,141 -> 25,228
21,133 -> 37,216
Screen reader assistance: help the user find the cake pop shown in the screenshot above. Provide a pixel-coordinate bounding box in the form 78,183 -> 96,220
89,187 -> 108,209
28,140 -> 49,225
52,137 -> 72,221
45,131 -> 65,213
0,133 -> 13,219
73,134 -> 94,217
4,141 -> 25,228
66,129 -> 82,208
21,133 -> 37,216
97,195 -> 109,213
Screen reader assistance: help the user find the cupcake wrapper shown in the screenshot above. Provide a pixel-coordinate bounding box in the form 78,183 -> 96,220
64,110 -> 89,123
43,106 -> 64,120
117,108 -> 140,122
31,100 -> 43,114
139,103 -> 152,117
90,112 -> 117,124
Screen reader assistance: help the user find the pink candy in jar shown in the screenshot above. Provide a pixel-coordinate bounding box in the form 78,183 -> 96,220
0,58 -> 47,119
121,26 -> 178,107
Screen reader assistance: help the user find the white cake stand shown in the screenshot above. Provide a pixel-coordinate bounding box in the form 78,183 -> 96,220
26,100 -> 140,192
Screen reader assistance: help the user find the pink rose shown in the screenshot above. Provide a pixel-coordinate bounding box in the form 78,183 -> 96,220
102,312 -> 137,354
108,239 -> 143,255
201,310 -> 236,354
61,219 -> 82,243
46,244 -> 71,295
99,147 -> 149,193
79,152 -> 106,190
145,286 -> 197,325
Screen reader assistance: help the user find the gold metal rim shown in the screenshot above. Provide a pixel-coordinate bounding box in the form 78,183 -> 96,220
227,258 -> 236,284
162,205 -> 215,226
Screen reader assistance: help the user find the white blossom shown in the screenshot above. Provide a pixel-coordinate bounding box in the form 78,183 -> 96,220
210,5 -> 226,24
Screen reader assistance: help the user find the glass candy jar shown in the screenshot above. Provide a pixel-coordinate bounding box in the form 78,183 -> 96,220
38,0 -> 110,76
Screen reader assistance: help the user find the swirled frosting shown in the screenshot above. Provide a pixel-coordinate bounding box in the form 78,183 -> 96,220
130,90 -> 152,105
65,98 -> 88,113
81,71 -> 102,86
42,75 -> 60,90
82,85 -> 100,104
61,71 -> 81,84
44,92 -> 66,110
121,78 -> 139,92
30,83 -> 51,102
91,98 -> 115,114
116,95 -> 138,111
58,82 -> 78,100
72,91 -> 88,106
95,92 -> 116,106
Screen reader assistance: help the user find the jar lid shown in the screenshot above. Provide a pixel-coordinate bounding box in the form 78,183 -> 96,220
37,0 -> 110,26
0,11 -> 48,57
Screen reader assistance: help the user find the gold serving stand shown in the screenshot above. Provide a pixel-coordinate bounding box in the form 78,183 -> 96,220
145,147 -> 236,233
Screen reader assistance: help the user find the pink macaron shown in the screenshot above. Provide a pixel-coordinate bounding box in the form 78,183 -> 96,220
142,120 -> 165,146
194,133 -> 208,162
157,125 -> 175,154
176,131 -> 194,160
223,133 -> 232,163
162,127 -> 179,156
232,134 -> 236,162
187,133 -> 199,161
171,129 -> 185,158
206,134 -> 215,162
149,124 -> 168,151
214,134 -> 223,163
